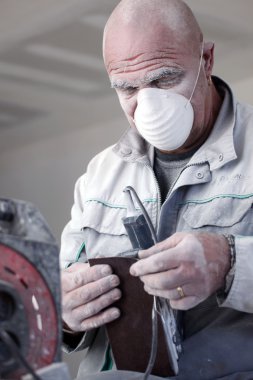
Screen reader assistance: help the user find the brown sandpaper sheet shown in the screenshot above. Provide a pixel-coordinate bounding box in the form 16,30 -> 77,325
89,257 -> 174,377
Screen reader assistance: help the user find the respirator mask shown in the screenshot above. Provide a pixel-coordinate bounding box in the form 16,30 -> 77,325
134,42 -> 204,151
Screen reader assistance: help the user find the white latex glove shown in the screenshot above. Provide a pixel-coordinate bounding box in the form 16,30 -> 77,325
130,232 -> 230,310
61,263 -> 121,332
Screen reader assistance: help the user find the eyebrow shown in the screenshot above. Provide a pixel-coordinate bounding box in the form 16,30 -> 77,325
143,67 -> 184,84
110,67 -> 184,90
110,79 -> 138,90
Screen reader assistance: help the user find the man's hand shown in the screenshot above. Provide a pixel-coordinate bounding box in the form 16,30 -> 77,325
61,263 -> 121,332
130,232 -> 230,310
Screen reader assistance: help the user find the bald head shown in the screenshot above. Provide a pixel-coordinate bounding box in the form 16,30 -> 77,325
101,0 -> 219,154
103,0 -> 203,67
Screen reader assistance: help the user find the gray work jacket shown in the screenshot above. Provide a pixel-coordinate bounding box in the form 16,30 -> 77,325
61,77 -> 253,379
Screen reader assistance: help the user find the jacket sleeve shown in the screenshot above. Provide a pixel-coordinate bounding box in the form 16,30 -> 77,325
62,328 -> 97,354
60,174 -> 87,269
220,235 -> 253,313
60,173 -> 98,352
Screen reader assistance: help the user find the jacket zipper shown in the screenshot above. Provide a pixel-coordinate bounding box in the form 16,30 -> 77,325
157,160 -> 208,235
144,163 -> 162,232
140,158 -> 208,234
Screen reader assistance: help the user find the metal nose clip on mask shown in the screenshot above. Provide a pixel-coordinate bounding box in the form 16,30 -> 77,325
134,42 -> 204,151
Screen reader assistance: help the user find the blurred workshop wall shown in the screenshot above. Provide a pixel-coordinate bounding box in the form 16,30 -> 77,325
0,0 -> 252,378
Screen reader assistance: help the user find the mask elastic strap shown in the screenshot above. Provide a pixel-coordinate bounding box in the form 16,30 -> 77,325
187,40 -> 204,106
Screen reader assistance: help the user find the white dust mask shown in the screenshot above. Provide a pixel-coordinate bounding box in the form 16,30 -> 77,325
134,89 -> 194,151
134,43 -> 204,151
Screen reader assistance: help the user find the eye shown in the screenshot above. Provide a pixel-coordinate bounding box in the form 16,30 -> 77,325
152,71 -> 185,89
154,76 -> 180,89
118,86 -> 138,96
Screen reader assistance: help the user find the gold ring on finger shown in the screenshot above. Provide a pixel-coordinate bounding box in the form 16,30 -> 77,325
177,286 -> 185,299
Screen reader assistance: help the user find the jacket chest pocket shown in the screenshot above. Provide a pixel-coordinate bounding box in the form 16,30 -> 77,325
179,197 -> 253,235
80,201 -> 132,259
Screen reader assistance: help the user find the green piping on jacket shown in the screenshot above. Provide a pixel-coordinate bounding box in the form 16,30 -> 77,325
74,241 -> 86,262
179,193 -> 253,206
101,344 -> 113,371
84,198 -> 157,210
65,242 -> 86,268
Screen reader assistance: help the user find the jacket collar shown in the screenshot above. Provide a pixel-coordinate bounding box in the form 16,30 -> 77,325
190,76 -> 237,171
113,126 -> 152,165
113,76 -> 237,171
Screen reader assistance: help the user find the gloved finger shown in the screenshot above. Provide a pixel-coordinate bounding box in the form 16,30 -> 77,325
170,295 -> 205,310
138,232 -> 187,259
72,288 -> 122,323
130,249 -> 179,277
63,274 -> 120,310
61,264 -> 113,292
80,307 -> 121,331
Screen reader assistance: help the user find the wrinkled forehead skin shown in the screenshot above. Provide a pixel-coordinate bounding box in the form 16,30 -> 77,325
103,0 -> 203,76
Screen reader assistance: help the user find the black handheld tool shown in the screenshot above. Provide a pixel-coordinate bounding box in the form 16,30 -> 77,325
122,188 -> 155,250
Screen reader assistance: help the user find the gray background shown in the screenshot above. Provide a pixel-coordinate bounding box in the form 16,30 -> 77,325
0,1 -> 253,377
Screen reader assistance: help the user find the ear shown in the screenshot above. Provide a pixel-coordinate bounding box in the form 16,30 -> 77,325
203,41 -> 215,77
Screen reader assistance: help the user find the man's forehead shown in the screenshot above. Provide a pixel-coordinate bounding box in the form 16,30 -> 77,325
104,22 -> 197,77
107,42 -> 202,90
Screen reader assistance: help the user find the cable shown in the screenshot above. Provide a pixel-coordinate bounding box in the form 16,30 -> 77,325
0,328 -> 42,380
142,296 -> 159,380
123,186 -> 159,380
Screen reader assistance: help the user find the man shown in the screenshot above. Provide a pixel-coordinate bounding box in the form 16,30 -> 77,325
60,0 -> 253,379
